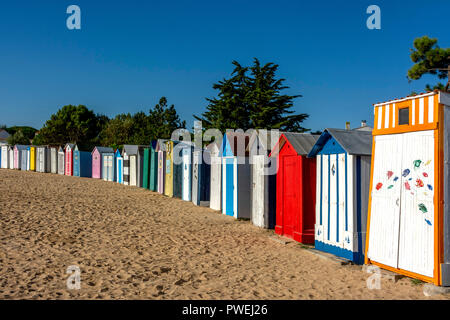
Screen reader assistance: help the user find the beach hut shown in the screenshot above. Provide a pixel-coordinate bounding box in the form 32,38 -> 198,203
57,147 -> 65,175
1,145 -> 9,169
156,139 -> 167,194
221,132 -> 252,219
8,146 -> 14,169
91,146 -> 114,179
115,149 -> 123,184
192,147 -> 211,206
142,146 -> 151,190
365,91 -> 450,286
207,142 -> 222,211
164,140 -> 176,197
246,130 -> 282,229
172,142 -> 184,198
14,145 -> 27,170
123,145 -> 144,187
49,146 -> 58,173
101,149 -> 115,182
20,147 -> 28,171
64,143 -> 75,176
307,128 -> 372,264
29,146 -> 36,171
142,141 -> 159,191
149,141 -> 158,191
179,142 -> 194,201
36,146 -> 51,173
269,133 -> 319,243
73,145 -> 92,178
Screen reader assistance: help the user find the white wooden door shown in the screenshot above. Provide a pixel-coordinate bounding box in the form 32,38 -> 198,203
368,131 -> 435,278
251,156 -> 265,228
182,153 -> 191,201
397,130 -> 435,277
192,152 -> 200,204
130,155 -> 137,186
210,156 -> 221,211
367,134 -> 403,268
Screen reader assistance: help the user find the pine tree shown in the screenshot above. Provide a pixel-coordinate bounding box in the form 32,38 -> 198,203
196,59 -> 308,132
408,36 -> 450,92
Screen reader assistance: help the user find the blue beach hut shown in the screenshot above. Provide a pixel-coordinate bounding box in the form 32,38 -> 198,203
307,127 -> 373,264
73,145 -> 92,178
221,132 -> 252,219
115,149 -> 123,184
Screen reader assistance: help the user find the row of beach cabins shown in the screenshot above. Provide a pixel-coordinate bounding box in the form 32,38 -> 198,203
1,91 -> 450,287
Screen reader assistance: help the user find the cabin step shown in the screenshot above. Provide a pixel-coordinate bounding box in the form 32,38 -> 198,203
305,248 -> 353,265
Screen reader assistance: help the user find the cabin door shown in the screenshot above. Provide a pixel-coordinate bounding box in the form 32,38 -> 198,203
368,131 -> 435,277
192,152 -> 200,203
182,152 -> 191,201
210,156 -> 221,211
252,155 -> 265,228
73,152 -> 79,176
282,156 -> 299,238
223,158 -> 234,216
130,155 -> 137,186
117,158 -> 123,183
65,150 -> 72,176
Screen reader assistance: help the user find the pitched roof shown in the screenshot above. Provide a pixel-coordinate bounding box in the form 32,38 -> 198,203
93,146 -> 114,154
308,128 -> 373,157
270,133 -> 319,157
14,144 -> 28,151
223,132 -> 251,157
0,129 -> 10,140
156,139 -> 168,152
65,143 -> 75,150
247,129 -> 284,155
123,144 -> 146,155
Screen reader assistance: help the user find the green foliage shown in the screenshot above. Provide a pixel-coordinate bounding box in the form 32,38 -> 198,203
7,130 -> 30,145
408,36 -> 450,92
32,105 -> 108,150
99,97 -> 186,149
195,58 -> 309,132
6,126 -> 37,140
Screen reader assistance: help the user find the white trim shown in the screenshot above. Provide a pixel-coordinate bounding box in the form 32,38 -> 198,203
377,107 -> 382,129
419,98 -> 424,124
385,104 -> 390,129
412,99 -> 416,125
428,95 -> 434,123
392,103 -> 396,128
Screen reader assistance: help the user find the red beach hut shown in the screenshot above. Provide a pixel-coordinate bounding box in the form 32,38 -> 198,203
64,143 -> 75,176
269,133 -> 319,243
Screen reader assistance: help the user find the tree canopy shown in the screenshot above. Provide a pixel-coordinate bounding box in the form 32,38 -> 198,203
99,97 -> 186,149
32,105 -> 108,149
7,130 -> 31,145
195,58 -> 309,132
408,36 -> 450,92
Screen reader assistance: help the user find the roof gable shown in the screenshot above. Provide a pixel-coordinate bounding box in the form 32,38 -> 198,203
270,133 -> 319,157
222,132 -> 250,157
308,128 -> 373,157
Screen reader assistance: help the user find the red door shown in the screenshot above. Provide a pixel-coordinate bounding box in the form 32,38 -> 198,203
65,150 -> 72,176
283,156 -> 299,239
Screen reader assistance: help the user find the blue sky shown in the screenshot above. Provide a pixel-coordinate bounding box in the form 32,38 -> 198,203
0,0 -> 448,132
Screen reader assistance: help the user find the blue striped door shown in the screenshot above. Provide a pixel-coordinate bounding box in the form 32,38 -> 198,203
225,158 -> 234,216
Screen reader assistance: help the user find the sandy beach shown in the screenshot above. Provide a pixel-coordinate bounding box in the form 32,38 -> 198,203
0,169 -> 447,300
